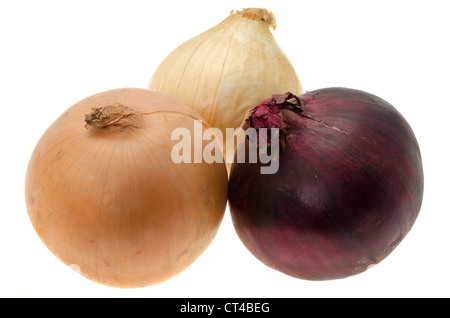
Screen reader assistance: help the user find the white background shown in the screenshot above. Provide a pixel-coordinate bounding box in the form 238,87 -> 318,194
1,0 -> 449,298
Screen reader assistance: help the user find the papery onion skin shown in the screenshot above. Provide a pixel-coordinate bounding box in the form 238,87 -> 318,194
25,88 -> 228,288
228,88 -> 424,280
149,8 -> 303,168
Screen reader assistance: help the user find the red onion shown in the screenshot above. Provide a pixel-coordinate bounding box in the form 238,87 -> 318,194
228,87 -> 424,280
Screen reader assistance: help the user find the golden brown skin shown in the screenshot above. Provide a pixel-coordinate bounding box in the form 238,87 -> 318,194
25,88 -> 228,288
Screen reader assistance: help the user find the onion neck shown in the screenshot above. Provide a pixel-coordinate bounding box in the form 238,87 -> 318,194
233,8 -> 277,30
243,92 -> 302,148
85,103 -> 144,129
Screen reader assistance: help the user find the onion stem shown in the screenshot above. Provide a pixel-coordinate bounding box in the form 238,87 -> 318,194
85,103 -> 143,129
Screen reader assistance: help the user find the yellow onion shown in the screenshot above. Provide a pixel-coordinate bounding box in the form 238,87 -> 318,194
149,8 -> 303,169
25,88 -> 228,288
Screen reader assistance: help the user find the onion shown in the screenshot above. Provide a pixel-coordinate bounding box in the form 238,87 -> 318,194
149,8 -> 303,170
25,88 -> 228,288
228,88 -> 424,280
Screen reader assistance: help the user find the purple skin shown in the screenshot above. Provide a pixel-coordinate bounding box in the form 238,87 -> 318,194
228,88 -> 424,280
